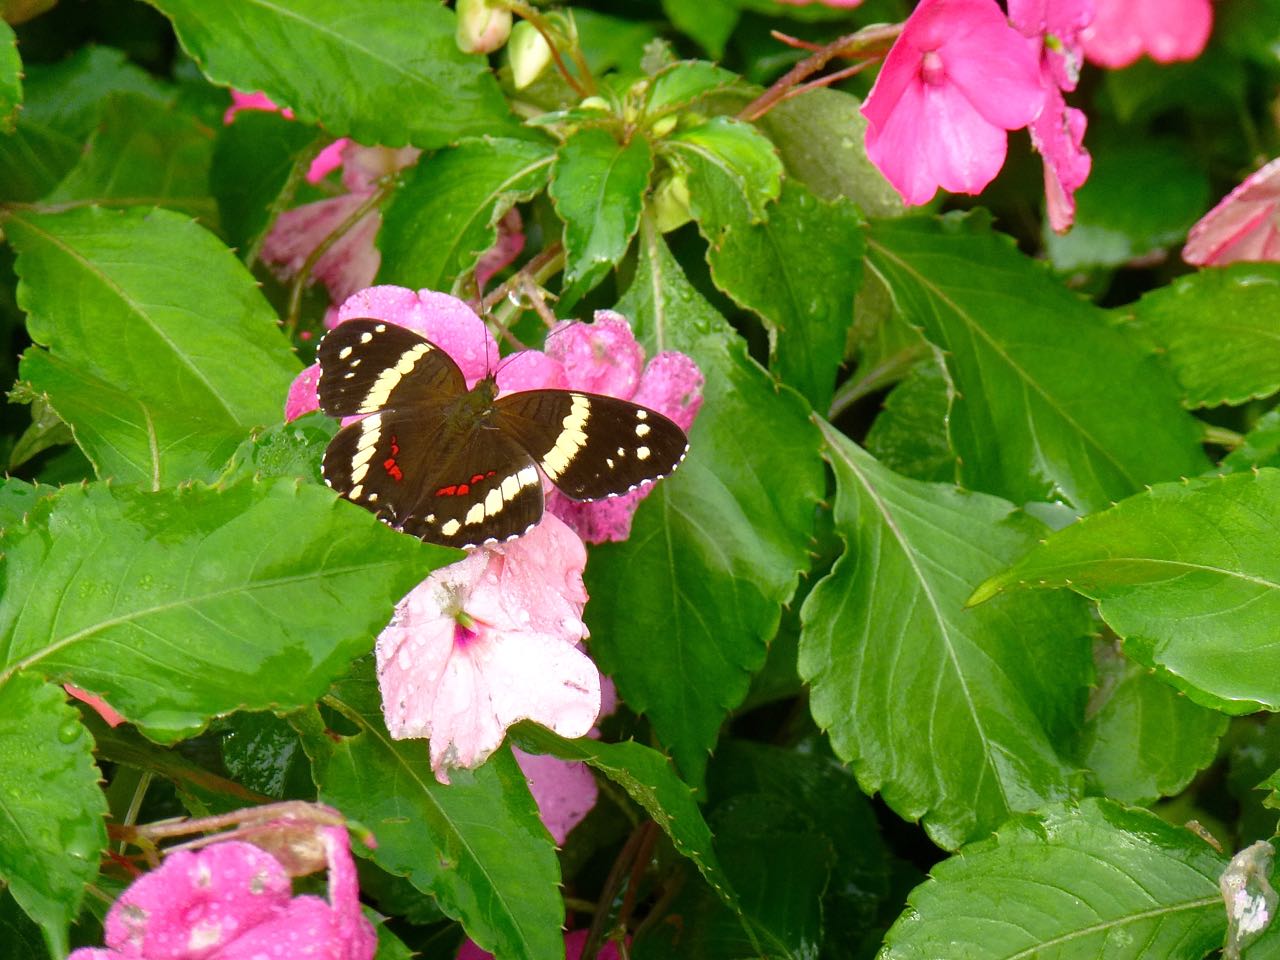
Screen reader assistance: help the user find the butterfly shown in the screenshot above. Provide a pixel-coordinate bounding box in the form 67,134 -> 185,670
316,318 -> 689,548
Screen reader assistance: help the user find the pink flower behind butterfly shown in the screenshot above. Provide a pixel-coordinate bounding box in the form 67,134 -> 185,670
376,512 -> 601,783
68,825 -> 374,960
861,0 -> 1047,206
1081,0 -> 1212,69
1009,0 -> 1094,233
1183,159 -> 1280,266
543,312 -> 704,543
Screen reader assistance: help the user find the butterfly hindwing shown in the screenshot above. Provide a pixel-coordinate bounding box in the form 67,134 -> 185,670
317,318 -> 465,418
323,405 -> 544,548
494,390 -> 688,501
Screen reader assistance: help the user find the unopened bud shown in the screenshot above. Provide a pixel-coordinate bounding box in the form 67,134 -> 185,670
509,20 -> 553,90
650,114 -> 677,138
580,96 -> 610,112
456,0 -> 512,55
652,173 -> 693,233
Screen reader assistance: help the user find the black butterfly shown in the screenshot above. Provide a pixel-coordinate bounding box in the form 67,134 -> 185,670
316,318 -> 689,548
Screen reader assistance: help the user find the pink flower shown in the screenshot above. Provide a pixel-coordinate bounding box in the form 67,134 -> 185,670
263,145 -> 421,323
1081,0 -> 1212,69
543,312 -> 704,543
474,209 -> 527,292
65,684 -> 125,727
1183,158 -> 1280,266
513,750 -> 598,845
1010,0 -> 1094,232
458,929 -> 623,960
68,826 -> 374,960
862,0 -> 1047,206
221,90 -> 348,185
376,513 -> 601,783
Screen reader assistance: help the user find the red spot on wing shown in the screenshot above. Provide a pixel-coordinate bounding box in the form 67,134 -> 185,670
383,457 -> 403,482
390,435 -> 401,456
457,483 -> 471,496
436,484 -> 458,496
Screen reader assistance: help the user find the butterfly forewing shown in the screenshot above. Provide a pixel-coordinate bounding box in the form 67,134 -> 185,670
317,318 -> 464,418
494,390 -> 688,501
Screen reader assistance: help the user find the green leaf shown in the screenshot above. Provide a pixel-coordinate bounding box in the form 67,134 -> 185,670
708,740 -> 890,949
549,128 -> 653,290
0,20 -> 19,134
8,206 -> 299,487
1225,409 -> 1280,472
211,109 -> 320,255
511,724 -> 737,906
863,354 -> 956,483
1045,138 -> 1209,271
664,115 -> 782,234
1078,643 -> 1228,805
799,426 -> 1092,850
0,672 -> 107,957
0,889 -> 47,960
217,415 -> 335,486
379,137 -> 554,295
706,179 -> 862,411
590,223 -> 823,783
0,479 -> 446,741
1123,263 -> 1280,408
881,799 -> 1227,960
972,469 -> 1280,715
0,46 -> 170,203
0,478 -> 56,531
220,711 -> 312,800
660,0 -> 739,57
43,93 -> 216,222
307,672 -> 563,960
8,396 -> 73,472
867,215 -> 1209,512
146,0 -> 517,148
757,87 -> 905,218
574,10 -> 661,75
644,61 -> 743,120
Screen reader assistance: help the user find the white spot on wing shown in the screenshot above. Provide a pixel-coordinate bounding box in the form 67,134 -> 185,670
636,423 -> 650,437
464,502 -> 484,526
637,446 -> 651,460
441,518 -> 461,537
484,488 -> 502,516
339,346 -> 353,359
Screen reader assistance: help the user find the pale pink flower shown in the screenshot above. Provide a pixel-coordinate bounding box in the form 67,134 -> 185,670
262,144 -> 421,323
458,929 -> 623,960
221,91 -> 348,184
68,826 -> 374,960
474,209 -> 527,292
513,751 -> 598,844
543,313 -> 704,543
862,0 -> 1047,206
1081,0 -> 1212,69
1010,0 -> 1094,232
376,513 -> 600,783
1183,158 -> 1280,266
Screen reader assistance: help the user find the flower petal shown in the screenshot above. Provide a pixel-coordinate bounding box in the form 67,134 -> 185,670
513,750 -> 598,845
544,312 -> 646,398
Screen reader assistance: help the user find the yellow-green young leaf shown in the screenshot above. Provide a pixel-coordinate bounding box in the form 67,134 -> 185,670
882,800 -> 1227,960
8,206 -> 299,488
799,424 -> 1092,850
973,469 -> 1280,715
146,0 -> 517,148
0,672 -> 107,958
664,115 -> 782,234
0,20 -> 20,134
1078,644 -> 1228,805
306,673 -> 563,960
589,225 -> 823,784
0,479 -> 448,741
867,214 -> 1209,512
44,93 -> 215,223
1122,263 -> 1280,408
379,137 -> 555,295
549,128 -> 653,291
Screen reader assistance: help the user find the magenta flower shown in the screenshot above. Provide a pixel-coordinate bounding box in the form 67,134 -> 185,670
222,91 -> 348,185
1183,159 -> 1280,266
1009,0 -> 1094,233
542,312 -> 704,543
861,0 -> 1046,206
1081,0 -> 1212,69
376,512 -> 601,783
68,826 -> 374,960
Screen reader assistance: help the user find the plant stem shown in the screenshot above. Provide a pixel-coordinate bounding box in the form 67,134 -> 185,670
581,820 -> 658,960
738,22 -> 902,123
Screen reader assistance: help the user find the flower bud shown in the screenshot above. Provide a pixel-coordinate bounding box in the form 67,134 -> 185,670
509,20 -> 553,89
652,173 -> 693,233
650,114 -> 677,138
456,0 -> 513,55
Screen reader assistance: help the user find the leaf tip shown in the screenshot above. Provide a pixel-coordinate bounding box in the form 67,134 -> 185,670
965,577 -> 1002,608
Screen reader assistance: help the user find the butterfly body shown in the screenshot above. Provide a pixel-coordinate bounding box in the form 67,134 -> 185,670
316,319 -> 688,549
